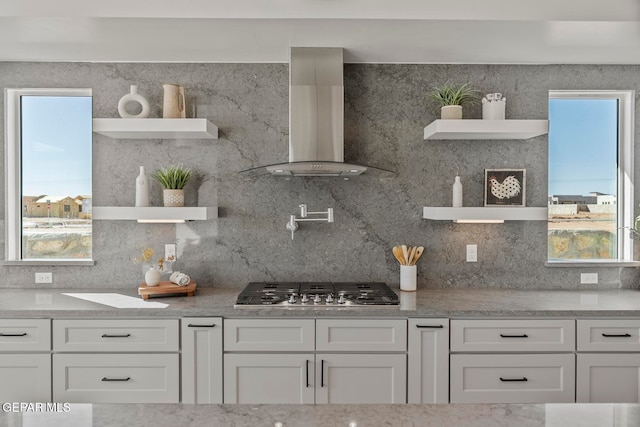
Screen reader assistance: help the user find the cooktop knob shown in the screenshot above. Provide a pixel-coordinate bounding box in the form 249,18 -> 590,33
326,293 -> 334,303
338,294 -> 346,304
288,294 -> 297,304
313,294 -> 322,304
301,294 -> 309,303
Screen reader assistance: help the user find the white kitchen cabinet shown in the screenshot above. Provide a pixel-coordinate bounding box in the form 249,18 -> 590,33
576,319 -> 640,403
181,318 -> 223,404
52,318 -> 180,403
223,318 -> 408,404
407,318 -> 449,403
316,319 -> 407,352
450,319 -> 575,352
577,353 -> 640,403
450,353 -> 575,403
0,354 -> 51,402
0,319 -> 52,402
53,319 -> 179,352
53,353 -> 179,403
224,318 -> 315,352
224,353 -> 314,404
315,353 -> 406,404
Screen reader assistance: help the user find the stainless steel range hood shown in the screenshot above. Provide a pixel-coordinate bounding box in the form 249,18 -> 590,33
244,47 -> 387,177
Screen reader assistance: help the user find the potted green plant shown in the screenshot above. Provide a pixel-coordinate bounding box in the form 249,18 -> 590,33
429,82 -> 479,119
153,164 -> 193,207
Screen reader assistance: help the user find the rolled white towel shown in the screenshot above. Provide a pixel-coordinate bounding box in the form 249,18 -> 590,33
169,271 -> 191,287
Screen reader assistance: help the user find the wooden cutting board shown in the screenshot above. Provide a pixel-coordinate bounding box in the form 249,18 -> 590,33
138,280 -> 196,300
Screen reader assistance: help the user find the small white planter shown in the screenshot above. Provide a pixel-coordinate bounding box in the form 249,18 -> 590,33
441,105 -> 463,120
163,189 -> 185,207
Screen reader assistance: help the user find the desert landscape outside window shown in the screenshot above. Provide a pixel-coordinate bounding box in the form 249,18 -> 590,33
548,90 -> 634,263
4,89 -> 92,262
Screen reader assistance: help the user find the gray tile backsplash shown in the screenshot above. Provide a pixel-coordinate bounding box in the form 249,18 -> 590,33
1,62 -> 638,289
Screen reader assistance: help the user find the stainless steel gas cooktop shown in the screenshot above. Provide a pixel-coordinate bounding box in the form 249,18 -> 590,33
234,282 -> 399,308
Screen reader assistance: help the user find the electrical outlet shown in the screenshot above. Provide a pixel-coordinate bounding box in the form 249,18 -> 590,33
165,244 -> 177,261
35,272 -> 52,284
581,273 -> 598,285
466,244 -> 478,262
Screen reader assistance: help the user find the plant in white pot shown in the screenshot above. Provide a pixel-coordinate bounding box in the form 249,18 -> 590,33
429,82 -> 479,120
153,164 -> 193,207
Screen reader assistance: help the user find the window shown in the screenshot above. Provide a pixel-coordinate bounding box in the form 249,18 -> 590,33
4,88 -> 93,264
548,90 -> 635,263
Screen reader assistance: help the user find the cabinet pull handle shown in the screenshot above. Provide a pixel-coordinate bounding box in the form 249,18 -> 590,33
187,324 -> 216,328
101,333 -> 131,338
500,334 -> 528,338
101,377 -> 131,382
500,377 -> 528,382
320,360 -> 325,388
416,325 -> 444,329
0,332 -> 27,337
602,333 -> 632,338
305,360 -> 310,388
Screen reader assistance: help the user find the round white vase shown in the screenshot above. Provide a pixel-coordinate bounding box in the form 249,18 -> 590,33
440,105 -> 463,120
118,85 -> 150,119
144,267 -> 161,287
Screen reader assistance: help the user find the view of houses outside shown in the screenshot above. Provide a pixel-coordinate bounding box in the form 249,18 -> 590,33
21,96 -> 92,260
548,98 -> 618,260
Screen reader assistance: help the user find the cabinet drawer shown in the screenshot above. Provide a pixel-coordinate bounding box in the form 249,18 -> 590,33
577,353 -> 640,403
577,319 -> 640,352
316,319 -> 407,352
53,319 -> 179,352
224,319 -> 315,352
450,353 -> 575,403
53,353 -> 179,403
451,319 -> 575,352
0,319 -> 50,351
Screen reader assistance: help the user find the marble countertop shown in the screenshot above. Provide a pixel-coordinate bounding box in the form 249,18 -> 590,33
1,286 -> 640,318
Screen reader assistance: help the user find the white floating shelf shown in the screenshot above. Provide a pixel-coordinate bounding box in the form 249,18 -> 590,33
93,118 -> 218,139
423,119 -> 548,140
93,207 -> 217,222
422,207 -> 548,222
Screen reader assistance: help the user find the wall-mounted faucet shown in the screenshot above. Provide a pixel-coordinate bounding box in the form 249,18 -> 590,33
286,204 -> 334,240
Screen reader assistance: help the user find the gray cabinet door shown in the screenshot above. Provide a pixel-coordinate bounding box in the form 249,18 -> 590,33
0,354 -> 51,402
407,318 -> 449,403
315,353 -> 406,404
181,317 -> 222,404
577,353 -> 640,403
224,353 -> 314,404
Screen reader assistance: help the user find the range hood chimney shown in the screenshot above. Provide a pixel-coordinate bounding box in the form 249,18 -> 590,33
265,47 -> 368,176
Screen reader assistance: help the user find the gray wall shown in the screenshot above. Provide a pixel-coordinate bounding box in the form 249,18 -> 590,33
1,62 -> 639,290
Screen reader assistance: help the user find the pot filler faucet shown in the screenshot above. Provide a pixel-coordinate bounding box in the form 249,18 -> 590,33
286,203 -> 334,240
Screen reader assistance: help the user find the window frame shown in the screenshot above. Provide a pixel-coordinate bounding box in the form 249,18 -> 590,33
547,89 -> 636,265
3,88 -> 94,265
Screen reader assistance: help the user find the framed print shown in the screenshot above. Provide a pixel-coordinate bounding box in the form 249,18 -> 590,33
484,169 -> 526,207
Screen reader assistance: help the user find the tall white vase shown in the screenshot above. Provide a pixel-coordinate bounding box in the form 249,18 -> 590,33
135,166 -> 150,207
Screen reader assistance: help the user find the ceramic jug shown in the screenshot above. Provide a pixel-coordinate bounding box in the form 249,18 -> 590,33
162,84 -> 186,118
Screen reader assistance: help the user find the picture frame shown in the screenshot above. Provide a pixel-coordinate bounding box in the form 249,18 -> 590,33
484,169 -> 526,207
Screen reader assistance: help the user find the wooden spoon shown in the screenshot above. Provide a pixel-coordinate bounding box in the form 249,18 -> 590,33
413,246 -> 424,263
392,246 -> 405,265
401,245 -> 409,266
408,246 -> 417,265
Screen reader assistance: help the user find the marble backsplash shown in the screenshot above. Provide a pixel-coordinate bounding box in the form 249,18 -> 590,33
1,62 -> 639,290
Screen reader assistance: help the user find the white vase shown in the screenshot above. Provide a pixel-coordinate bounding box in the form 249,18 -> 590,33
400,265 -> 417,292
441,105 -> 463,120
135,166 -> 149,207
163,189 -> 184,207
452,175 -> 463,207
144,267 -> 161,287
118,85 -> 150,119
